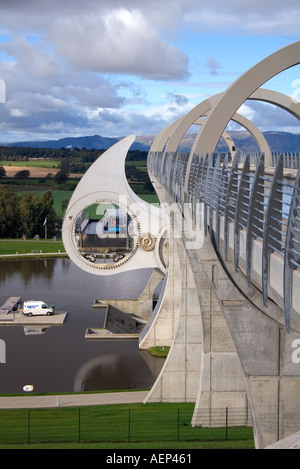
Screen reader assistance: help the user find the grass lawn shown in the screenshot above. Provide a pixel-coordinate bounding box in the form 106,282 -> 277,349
125,160 -> 147,167
0,160 -> 59,168
139,193 -> 159,204
0,238 -> 65,255
148,346 -> 170,358
0,439 -> 254,450
0,402 -> 254,449
16,189 -> 159,215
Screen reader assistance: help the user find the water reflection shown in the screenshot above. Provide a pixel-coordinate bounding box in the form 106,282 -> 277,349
0,258 -> 164,394
0,257 -> 57,284
74,353 -> 155,392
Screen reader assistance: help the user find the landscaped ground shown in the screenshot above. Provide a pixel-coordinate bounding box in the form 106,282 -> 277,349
2,165 -> 80,179
0,239 -> 65,255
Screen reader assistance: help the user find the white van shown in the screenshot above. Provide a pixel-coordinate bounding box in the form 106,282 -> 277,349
23,301 -> 54,317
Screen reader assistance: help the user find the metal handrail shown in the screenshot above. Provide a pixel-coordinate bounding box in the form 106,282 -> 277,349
148,150 -> 300,333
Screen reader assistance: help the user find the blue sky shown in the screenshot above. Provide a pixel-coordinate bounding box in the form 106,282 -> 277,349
0,0 -> 299,143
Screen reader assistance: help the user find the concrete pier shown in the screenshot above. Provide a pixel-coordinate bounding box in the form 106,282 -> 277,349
0,297 -> 22,320
0,311 -> 67,326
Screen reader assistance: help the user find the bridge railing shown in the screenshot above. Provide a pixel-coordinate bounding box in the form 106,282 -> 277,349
236,151 -> 300,168
148,150 -> 300,332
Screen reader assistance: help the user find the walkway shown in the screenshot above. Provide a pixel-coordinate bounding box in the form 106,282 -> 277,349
0,252 -> 67,259
0,390 -> 148,409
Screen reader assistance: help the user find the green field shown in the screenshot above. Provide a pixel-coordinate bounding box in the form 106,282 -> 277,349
125,160 -> 147,167
16,189 -> 159,216
0,239 -> 65,255
0,160 -> 59,168
0,402 -> 254,449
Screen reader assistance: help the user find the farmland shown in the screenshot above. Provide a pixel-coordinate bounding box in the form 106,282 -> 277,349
1,160 -> 80,179
0,148 -> 159,241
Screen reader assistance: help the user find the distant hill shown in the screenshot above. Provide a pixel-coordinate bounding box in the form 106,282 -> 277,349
2,131 -> 300,153
3,134 -> 150,152
175,131 -> 300,153
218,131 -> 300,153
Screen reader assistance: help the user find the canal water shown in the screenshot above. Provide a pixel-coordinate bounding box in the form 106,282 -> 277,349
0,258 -> 164,394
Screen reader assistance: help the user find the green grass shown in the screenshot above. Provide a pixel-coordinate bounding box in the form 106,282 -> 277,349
148,346 -> 170,358
0,239 -> 65,255
0,440 -> 254,450
0,160 -> 59,168
125,160 -> 147,167
139,193 -> 159,204
0,403 -> 254,449
16,189 -> 159,214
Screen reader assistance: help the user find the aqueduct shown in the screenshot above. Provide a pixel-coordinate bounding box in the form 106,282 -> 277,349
63,41 -> 300,448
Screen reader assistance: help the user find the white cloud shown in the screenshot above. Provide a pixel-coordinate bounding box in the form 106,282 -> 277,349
0,0 -> 299,142
183,0 -> 300,35
49,8 -> 188,80
235,100 -> 300,132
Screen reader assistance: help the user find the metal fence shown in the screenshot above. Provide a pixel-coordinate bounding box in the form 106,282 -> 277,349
0,405 -> 253,445
237,151 -> 300,169
148,150 -> 300,332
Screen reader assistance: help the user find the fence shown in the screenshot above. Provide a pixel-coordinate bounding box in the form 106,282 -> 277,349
237,151 -> 300,169
0,404 -> 253,445
148,150 -> 300,332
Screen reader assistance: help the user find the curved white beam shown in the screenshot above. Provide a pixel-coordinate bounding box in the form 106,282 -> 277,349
62,135 -> 166,275
150,95 -> 271,164
191,41 -> 300,157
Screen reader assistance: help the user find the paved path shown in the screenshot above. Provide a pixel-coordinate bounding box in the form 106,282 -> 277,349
0,391 -> 148,409
0,252 -> 67,259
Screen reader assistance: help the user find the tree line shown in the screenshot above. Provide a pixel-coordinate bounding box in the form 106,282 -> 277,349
0,186 -> 60,239
0,146 -> 102,161
0,146 -> 148,163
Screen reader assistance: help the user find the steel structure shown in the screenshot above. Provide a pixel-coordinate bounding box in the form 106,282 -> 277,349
62,41 -> 300,448
148,150 -> 300,333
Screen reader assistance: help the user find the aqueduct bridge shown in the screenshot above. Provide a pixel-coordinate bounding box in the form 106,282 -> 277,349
63,41 -> 300,449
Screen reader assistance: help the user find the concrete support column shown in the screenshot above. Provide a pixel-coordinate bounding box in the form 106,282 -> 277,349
144,236 -> 203,402
188,243 -> 248,426
134,268 -> 164,320
143,179 -> 247,409
139,232 -> 181,349
201,240 -> 300,448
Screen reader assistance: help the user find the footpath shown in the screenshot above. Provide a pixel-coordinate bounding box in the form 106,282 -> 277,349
0,390 -> 148,409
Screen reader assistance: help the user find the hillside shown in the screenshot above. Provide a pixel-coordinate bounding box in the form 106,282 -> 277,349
2,131 -> 300,153
176,131 -> 300,153
3,134 -> 150,152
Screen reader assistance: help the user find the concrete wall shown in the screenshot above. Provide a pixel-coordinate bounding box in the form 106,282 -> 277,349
205,213 -> 300,447
94,268 -> 164,321
144,236 -> 203,403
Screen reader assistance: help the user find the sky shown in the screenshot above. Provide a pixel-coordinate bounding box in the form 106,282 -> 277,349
0,0 -> 299,144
